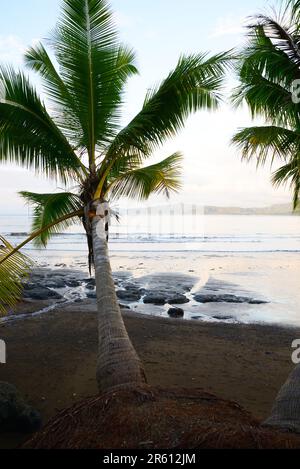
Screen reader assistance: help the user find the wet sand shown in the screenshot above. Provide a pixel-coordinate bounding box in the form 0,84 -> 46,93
0,300 -> 299,448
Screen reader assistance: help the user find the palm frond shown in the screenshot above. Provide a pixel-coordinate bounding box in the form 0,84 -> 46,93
24,42 -> 84,146
106,51 -> 232,160
232,126 -> 299,165
233,6 -> 300,210
232,22 -> 300,128
50,0 -> 138,165
272,157 -> 300,209
20,191 -> 83,247
0,66 -> 85,182
0,236 -> 33,316
106,152 -> 183,200
254,14 -> 300,67
238,25 -> 300,86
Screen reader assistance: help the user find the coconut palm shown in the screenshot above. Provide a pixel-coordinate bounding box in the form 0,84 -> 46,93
0,0 -> 230,393
232,0 -> 300,433
232,0 -> 300,209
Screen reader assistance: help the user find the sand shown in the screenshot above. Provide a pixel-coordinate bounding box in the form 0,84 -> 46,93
0,300 -> 299,449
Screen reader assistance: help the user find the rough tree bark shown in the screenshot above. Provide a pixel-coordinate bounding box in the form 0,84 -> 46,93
91,201 -> 147,393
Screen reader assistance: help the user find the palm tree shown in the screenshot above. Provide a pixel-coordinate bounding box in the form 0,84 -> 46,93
232,0 -> 300,433
0,0 -> 230,393
232,0 -> 300,209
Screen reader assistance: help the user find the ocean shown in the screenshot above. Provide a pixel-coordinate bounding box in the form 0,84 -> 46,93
2,213 -> 300,257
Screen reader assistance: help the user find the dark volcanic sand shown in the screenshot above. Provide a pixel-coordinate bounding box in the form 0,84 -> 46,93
0,300 -> 299,448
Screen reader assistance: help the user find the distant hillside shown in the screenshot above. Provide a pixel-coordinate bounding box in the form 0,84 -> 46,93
204,203 -> 300,216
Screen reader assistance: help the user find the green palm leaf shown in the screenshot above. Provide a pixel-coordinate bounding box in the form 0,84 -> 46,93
0,236 -> 33,316
107,51 -> 232,159
20,192 -> 83,247
232,126 -> 299,165
95,51 -> 232,198
272,157 -> 300,208
50,0 -> 138,166
232,5 -> 300,210
106,152 -> 183,200
0,66 -> 85,182
24,42 -> 85,146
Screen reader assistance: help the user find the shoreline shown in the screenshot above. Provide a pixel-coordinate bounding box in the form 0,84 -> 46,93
1,300 -> 299,448
5,254 -> 300,327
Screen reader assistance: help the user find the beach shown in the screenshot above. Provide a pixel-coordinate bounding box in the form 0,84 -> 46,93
1,300 -> 299,448
1,219 -> 300,448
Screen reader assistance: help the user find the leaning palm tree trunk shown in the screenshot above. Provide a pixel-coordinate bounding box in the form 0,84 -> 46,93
264,364 -> 300,433
92,202 -> 146,393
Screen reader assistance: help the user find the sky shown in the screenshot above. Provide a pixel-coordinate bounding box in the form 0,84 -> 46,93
0,0 -> 292,213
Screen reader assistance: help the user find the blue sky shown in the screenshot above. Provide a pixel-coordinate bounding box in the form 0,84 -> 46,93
0,0 -> 291,213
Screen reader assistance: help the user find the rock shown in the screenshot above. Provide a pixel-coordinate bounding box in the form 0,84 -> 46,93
0,382 -> 42,433
125,284 -> 141,294
143,294 -> 167,305
117,290 -> 141,302
119,304 -> 131,310
212,315 -> 234,321
194,278 -> 269,305
84,278 -> 96,288
46,277 -> 66,289
65,279 -> 81,288
168,308 -> 184,318
249,299 -> 268,305
194,293 -> 267,305
23,286 -> 63,301
87,292 -> 97,299
168,295 -> 189,305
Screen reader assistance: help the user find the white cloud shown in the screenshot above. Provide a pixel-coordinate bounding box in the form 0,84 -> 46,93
0,35 -> 25,64
0,35 -> 41,66
210,14 -> 248,39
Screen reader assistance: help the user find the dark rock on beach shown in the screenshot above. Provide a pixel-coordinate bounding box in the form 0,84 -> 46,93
212,315 -> 235,321
65,279 -> 81,288
23,285 -> 63,301
83,278 -> 96,288
168,295 -> 189,305
143,294 -> 167,305
117,290 -> 141,302
143,291 -> 189,306
137,273 -> 195,306
46,277 -> 66,289
194,293 -> 267,305
194,278 -> 268,306
0,382 -> 41,434
86,292 -> 97,299
168,308 -> 184,318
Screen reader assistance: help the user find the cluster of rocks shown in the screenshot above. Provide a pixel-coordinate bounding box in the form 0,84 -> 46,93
22,269 -> 84,302
193,278 -> 268,306
114,273 -> 199,320
0,382 -> 41,434
194,293 -> 268,305
19,269 -> 269,324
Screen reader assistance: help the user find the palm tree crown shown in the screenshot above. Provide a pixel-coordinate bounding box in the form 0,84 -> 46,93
0,0 -> 231,313
232,0 -> 300,209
